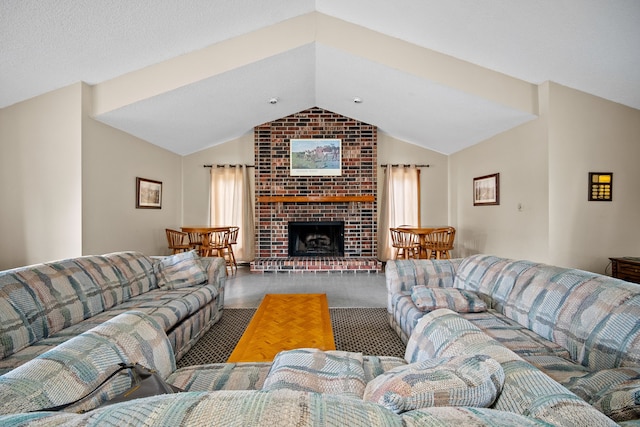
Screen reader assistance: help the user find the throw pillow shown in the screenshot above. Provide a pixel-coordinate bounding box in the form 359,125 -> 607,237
411,286 -> 487,313
154,250 -> 207,289
363,354 -> 505,414
262,348 -> 367,399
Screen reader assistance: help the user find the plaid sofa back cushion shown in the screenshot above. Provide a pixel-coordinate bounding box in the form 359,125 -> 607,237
454,254 -> 640,370
0,252 -> 158,360
0,259 -> 107,358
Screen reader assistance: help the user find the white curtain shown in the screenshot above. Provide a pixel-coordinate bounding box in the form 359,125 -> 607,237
210,165 -> 255,262
377,166 -> 420,261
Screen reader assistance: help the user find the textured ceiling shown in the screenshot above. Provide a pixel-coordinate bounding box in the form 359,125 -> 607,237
2,1 -> 638,155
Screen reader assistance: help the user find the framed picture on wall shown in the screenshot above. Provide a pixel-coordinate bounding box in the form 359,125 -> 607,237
473,173 -> 500,206
136,177 -> 162,209
290,139 -> 342,176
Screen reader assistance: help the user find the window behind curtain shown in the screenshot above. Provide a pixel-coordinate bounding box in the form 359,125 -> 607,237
377,166 -> 420,261
210,165 -> 255,262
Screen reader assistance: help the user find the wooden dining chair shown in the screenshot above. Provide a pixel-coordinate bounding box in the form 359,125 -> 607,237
423,227 -> 456,259
390,228 -> 421,260
165,229 -> 193,254
201,230 -> 233,274
185,231 -> 205,255
226,226 -> 239,273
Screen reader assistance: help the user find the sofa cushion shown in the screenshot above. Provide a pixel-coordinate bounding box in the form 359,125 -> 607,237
562,367 -> 640,422
73,255 -> 128,310
103,252 -> 157,298
0,390 -> 404,426
155,251 -> 207,290
363,354 -> 504,413
0,259 -> 106,347
411,286 -> 487,313
403,309 -> 618,426
262,348 -> 367,398
401,407 -> 554,426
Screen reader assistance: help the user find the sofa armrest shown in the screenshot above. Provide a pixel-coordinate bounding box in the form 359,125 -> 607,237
201,257 -> 226,291
385,259 -> 460,314
0,311 -> 175,415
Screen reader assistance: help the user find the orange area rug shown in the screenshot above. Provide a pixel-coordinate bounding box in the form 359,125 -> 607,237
227,293 -> 336,362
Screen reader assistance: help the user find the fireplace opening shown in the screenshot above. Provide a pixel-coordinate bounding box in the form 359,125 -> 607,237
288,221 -> 344,257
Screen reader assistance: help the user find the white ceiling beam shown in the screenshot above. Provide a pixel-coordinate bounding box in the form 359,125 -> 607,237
93,12 -> 537,119
315,13 -> 537,115
92,13 -> 317,116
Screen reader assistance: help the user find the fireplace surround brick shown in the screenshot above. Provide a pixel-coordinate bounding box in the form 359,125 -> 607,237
252,107 -> 380,273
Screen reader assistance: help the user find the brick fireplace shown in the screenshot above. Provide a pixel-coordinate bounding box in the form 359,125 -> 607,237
251,107 -> 380,273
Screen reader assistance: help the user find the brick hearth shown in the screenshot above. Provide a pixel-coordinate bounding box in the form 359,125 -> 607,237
251,257 -> 380,273
252,107 -> 379,273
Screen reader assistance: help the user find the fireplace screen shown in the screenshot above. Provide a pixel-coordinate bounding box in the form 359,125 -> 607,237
288,221 -> 345,257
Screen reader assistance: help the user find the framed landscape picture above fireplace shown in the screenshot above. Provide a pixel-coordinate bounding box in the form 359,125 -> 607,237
290,139 -> 341,176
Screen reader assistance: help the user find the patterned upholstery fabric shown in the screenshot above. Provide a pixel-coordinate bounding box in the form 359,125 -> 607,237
562,367 -> 640,422
154,250 -> 207,289
385,259 -> 460,312
411,286 -> 487,313
0,390 -> 405,427
404,309 -> 617,426
167,356 -> 410,393
362,355 -> 408,382
0,258 -> 108,355
0,311 -> 175,415
460,311 -> 572,359
103,251 -> 158,298
0,252 -> 226,374
390,293 -> 426,344
169,362 -> 273,391
522,355 -> 591,384
363,354 -> 504,413
402,407 -> 555,426
262,349 -> 367,398
386,255 -> 640,423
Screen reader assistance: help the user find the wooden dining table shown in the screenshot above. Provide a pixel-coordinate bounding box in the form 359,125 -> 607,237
181,226 -> 232,256
396,226 -> 448,259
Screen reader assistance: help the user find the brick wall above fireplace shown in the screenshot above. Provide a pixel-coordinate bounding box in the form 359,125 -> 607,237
252,107 -> 379,273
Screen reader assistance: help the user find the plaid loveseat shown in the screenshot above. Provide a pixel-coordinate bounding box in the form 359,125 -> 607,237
0,250 -> 226,375
386,254 -> 640,424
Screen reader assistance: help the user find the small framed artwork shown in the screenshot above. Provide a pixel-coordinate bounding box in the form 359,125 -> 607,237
136,177 -> 162,209
588,172 -> 612,201
290,138 -> 341,176
473,173 -> 500,206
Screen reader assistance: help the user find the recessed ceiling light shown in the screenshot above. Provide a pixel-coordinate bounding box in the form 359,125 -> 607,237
268,97 -> 279,104
353,97 -> 363,104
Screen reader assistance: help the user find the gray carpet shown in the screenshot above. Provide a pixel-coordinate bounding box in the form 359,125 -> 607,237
177,308 -> 405,368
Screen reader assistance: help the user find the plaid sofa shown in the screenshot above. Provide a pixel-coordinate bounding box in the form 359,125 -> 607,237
386,254 -> 640,424
0,251 -> 226,375
0,309 -> 616,426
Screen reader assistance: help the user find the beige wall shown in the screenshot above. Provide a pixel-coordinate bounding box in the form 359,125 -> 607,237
0,84 -> 83,269
450,84 -> 550,262
82,84 -> 183,257
547,83 -> 640,272
181,132 -> 255,227
450,82 -> 640,273
377,134 -> 449,227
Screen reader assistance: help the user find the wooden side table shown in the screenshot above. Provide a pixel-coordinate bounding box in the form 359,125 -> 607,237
610,257 -> 640,284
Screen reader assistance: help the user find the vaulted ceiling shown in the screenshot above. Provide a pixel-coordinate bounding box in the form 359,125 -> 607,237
2,1 -> 638,155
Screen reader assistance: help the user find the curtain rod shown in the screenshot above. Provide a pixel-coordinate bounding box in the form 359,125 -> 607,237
203,164 -> 255,168
381,164 -> 430,168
